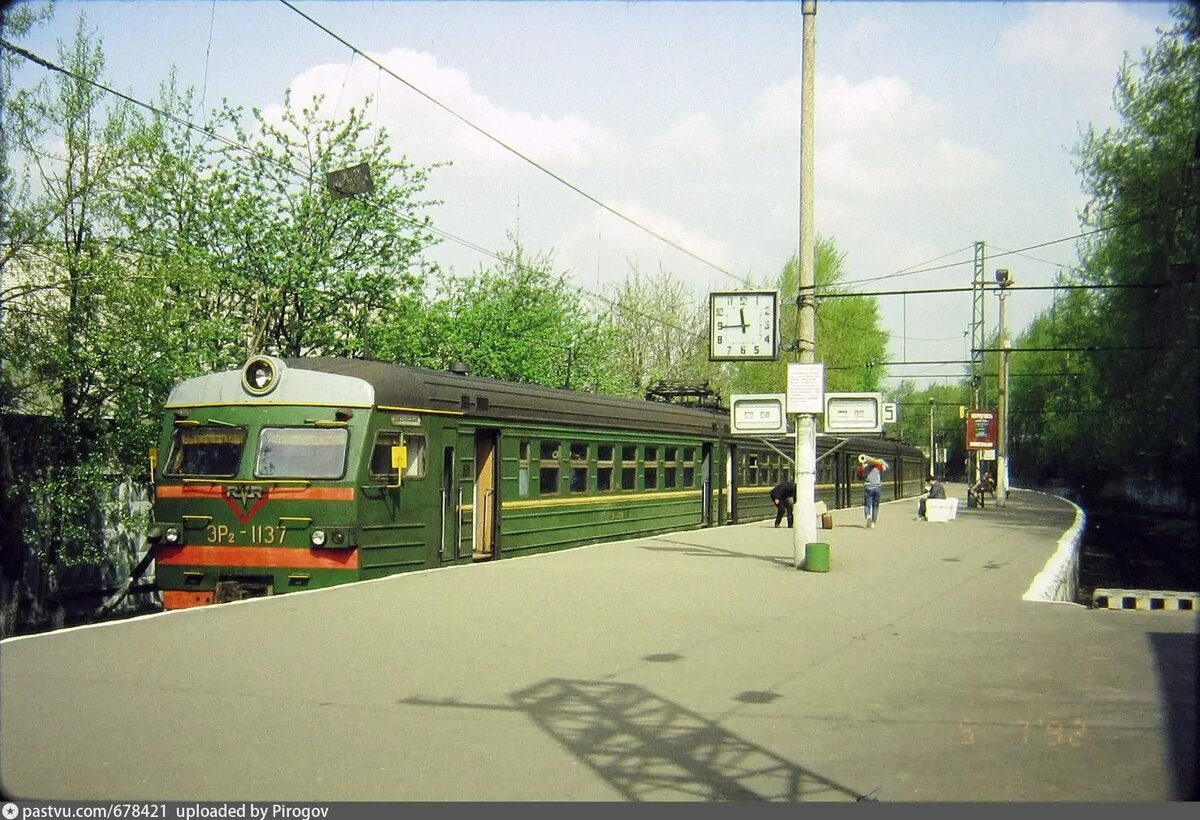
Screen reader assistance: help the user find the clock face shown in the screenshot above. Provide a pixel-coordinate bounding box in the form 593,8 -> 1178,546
709,291 -> 779,361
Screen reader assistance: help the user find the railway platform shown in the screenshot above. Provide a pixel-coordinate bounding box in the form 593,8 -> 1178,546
1,486 -> 1196,802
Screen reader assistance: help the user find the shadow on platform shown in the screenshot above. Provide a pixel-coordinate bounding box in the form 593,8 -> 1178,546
401,678 -> 873,801
1148,630 -> 1200,800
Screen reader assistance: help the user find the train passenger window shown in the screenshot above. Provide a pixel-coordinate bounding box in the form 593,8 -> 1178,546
620,445 -> 638,490
683,448 -> 696,487
165,426 -> 247,477
644,446 -> 658,490
665,447 -> 677,462
664,465 -> 677,488
746,454 -> 759,485
569,441 -> 589,493
597,445 -> 614,492
259,427 -> 349,479
368,431 -> 427,482
540,440 -> 560,495
518,440 -> 531,497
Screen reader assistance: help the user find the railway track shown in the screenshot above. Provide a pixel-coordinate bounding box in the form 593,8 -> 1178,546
1076,503 -> 1198,606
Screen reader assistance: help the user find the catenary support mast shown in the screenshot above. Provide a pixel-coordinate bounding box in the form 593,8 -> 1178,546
794,0 -> 818,566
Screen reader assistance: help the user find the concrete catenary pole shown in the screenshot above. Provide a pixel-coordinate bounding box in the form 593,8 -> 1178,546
794,0 -> 818,567
996,271 -> 1012,506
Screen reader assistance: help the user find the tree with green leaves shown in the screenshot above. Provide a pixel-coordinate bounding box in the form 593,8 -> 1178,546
376,237 -> 617,391
184,91 -> 441,360
2,14 -> 150,574
1022,1 -> 1200,502
599,262 -> 716,399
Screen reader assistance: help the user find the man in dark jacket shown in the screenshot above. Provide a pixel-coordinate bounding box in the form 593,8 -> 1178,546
770,479 -> 797,528
918,474 -> 946,520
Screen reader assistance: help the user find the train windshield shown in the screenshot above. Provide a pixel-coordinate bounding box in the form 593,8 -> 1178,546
165,426 -> 247,477
256,427 -> 348,479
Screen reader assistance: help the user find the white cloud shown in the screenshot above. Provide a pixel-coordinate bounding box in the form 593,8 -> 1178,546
810,74 -> 1001,202
661,113 -> 724,158
270,48 -> 618,169
998,4 -> 1157,87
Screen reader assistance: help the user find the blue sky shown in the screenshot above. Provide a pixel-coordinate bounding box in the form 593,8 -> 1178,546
9,0 -> 1179,387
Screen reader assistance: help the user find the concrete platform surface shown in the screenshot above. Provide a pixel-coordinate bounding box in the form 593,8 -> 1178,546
1,488 -> 1196,802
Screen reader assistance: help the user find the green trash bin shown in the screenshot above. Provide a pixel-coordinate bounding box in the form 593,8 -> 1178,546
804,542 -> 830,572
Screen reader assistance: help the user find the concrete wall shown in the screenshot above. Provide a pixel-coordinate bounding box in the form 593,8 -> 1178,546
1022,492 -> 1085,604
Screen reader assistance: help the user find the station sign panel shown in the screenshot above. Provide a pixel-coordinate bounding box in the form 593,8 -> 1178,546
966,409 -> 997,450
730,394 -> 788,435
823,392 -> 883,434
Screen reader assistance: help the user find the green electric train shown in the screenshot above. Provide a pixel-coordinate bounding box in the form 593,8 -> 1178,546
147,356 -> 925,609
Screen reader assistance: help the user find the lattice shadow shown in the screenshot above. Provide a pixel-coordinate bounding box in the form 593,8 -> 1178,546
508,678 -> 862,802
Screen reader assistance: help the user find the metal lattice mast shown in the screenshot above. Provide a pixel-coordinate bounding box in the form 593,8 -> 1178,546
971,241 -> 986,408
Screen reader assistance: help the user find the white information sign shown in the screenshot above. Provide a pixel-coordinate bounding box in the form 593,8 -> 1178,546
823,392 -> 883,433
730,394 -> 788,435
785,363 -> 824,414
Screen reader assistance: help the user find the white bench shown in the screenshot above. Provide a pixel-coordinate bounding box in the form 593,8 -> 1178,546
925,497 -> 958,523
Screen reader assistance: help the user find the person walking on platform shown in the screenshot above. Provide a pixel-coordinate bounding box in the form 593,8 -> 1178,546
856,455 -> 888,528
770,478 -> 797,528
917,474 -> 946,520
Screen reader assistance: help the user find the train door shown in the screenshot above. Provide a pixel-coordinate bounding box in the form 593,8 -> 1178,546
441,445 -> 458,562
473,429 -> 499,560
726,444 -> 738,523
837,452 -> 849,509
701,443 -> 713,526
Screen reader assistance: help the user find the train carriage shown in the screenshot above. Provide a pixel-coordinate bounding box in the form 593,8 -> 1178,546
148,356 -> 925,608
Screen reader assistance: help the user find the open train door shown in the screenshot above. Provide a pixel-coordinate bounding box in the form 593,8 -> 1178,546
473,429 -> 499,560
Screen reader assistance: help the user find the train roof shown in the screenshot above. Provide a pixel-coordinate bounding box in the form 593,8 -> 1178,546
158,356 -> 732,437
287,357 -> 731,437
165,356 -> 925,454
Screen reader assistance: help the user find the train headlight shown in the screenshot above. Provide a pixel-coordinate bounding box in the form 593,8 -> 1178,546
311,530 -> 327,547
242,356 -> 282,396
164,526 -> 181,544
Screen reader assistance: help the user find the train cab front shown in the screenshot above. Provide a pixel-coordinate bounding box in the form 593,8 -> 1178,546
147,355 -> 366,609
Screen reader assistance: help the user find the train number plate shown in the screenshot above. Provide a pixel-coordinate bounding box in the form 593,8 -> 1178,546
205,524 -> 287,544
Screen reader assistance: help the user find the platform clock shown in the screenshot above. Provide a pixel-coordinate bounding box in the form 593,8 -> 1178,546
709,290 -> 779,361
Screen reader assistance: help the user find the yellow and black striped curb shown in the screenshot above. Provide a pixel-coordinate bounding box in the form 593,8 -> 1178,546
1092,588 -> 1198,611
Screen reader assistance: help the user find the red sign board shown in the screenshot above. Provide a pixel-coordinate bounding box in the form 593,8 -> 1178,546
966,409 -> 997,450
